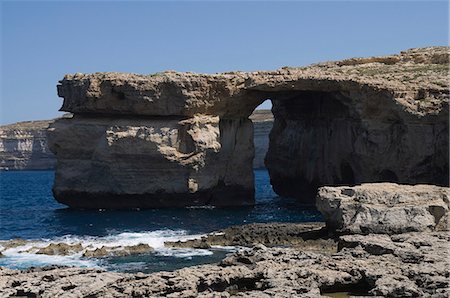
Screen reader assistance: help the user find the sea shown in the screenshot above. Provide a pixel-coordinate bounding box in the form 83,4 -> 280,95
0,169 -> 322,273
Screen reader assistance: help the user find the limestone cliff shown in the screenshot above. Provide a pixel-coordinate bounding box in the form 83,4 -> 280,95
259,47 -> 449,200
0,120 -> 55,170
49,47 -> 449,208
0,111 -> 270,171
49,115 -> 254,208
249,110 -> 273,169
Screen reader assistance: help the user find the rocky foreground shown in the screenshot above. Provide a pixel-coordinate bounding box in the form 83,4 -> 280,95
0,183 -> 448,297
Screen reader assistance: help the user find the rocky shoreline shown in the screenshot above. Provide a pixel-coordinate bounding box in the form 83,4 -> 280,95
1,183 -> 448,297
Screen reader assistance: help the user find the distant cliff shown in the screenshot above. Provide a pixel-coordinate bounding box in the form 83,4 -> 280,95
0,111 -> 273,171
250,110 -> 273,169
0,120 -> 55,170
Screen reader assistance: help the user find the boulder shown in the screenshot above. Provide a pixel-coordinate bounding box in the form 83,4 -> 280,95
316,183 -> 449,234
82,244 -> 153,258
36,243 -> 83,256
82,247 -> 109,258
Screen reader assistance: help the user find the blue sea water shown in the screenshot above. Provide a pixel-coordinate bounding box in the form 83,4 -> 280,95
0,170 -> 322,273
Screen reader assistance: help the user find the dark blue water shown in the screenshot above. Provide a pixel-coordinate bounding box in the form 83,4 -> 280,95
0,170 -> 321,239
0,170 -> 322,272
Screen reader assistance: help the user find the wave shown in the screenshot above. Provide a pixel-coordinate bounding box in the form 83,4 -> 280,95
0,229 -> 212,270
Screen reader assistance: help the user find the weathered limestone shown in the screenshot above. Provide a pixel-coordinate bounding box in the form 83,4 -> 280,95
49,47 -> 449,208
317,183 -> 449,234
1,231 -> 448,297
0,120 -> 55,170
48,115 -> 254,208
262,48 -> 449,201
165,222 -> 334,251
0,111 -> 270,171
36,243 -> 83,256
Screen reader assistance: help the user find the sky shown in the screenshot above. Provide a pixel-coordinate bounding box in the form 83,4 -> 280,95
1,1 -> 448,125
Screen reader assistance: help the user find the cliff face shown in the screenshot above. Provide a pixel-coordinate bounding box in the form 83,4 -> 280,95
49,47 -> 449,208
49,115 -> 254,208
266,89 -> 448,200
0,111 -> 271,171
259,48 -> 449,201
0,120 -> 56,170
249,110 -> 273,169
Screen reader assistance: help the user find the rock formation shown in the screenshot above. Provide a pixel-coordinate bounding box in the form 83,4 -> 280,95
0,120 -> 55,170
263,48 -> 449,201
317,183 -> 449,234
0,111 -> 271,171
49,47 -> 449,208
165,222 -> 334,251
48,114 -> 255,208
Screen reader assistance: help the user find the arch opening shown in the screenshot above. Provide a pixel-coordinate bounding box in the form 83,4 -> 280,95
249,99 -> 276,202
250,99 -> 273,170
244,87 -> 448,205
248,90 -> 360,203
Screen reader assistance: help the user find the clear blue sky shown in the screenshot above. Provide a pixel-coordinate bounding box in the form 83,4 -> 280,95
1,1 -> 448,125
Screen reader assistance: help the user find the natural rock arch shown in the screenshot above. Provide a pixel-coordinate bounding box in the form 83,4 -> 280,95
48,47 -> 449,208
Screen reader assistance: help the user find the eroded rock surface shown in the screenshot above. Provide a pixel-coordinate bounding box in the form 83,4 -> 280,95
263,47 -> 449,201
317,183 -> 450,234
49,47 -> 449,207
1,231 -> 448,297
48,115 -> 254,208
0,110 -> 271,172
0,240 -> 154,258
165,222 -> 337,254
82,244 -> 153,257
0,120 -> 56,170
36,243 -> 83,256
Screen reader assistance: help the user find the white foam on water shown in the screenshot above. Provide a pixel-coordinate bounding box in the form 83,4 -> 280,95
156,247 -> 213,258
0,229 -> 210,269
2,253 -> 100,269
210,245 -> 238,251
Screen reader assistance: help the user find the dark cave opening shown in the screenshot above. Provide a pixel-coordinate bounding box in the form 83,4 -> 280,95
256,90 -> 360,203
247,87 -> 448,204
320,278 -> 373,297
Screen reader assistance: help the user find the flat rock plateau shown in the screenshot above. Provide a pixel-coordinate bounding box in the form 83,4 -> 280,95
0,183 -> 448,297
